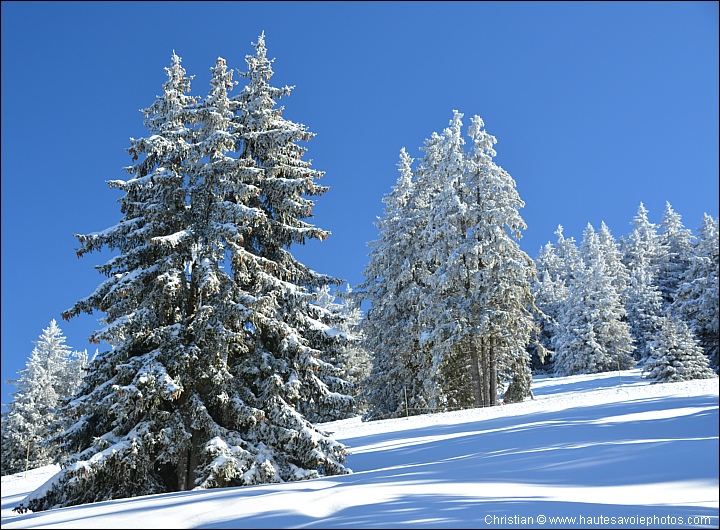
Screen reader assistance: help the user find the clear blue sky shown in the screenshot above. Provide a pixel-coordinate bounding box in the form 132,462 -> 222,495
2,1 -> 718,408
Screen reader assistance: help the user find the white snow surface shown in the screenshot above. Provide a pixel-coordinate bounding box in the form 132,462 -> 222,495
2,369 -> 717,528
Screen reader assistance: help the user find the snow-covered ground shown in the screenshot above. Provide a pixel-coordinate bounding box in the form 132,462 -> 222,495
2,368 -> 718,528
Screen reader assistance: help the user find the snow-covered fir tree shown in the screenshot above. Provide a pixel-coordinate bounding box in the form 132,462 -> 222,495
465,114 -> 536,404
624,265 -> 665,362
304,284 -> 369,421
408,129 -> 457,411
416,111 -> 475,410
16,37 -> 351,514
642,314 -> 716,383
622,203 -> 663,274
1,320 -> 88,475
531,248 -> 563,371
230,33 -> 356,423
420,112 -> 536,407
672,213 -> 719,372
656,202 -> 695,308
359,148 -> 432,420
332,285 -> 372,403
597,222 -> 629,305
622,203 -> 665,361
552,224 -> 635,376
530,226 -> 582,372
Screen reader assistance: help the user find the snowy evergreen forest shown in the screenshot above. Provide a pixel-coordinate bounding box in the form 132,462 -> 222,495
2,34 -> 718,514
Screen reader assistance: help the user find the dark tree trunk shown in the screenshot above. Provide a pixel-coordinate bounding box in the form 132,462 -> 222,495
177,450 -> 189,491
469,339 -> 483,408
481,336 -> 490,407
489,337 -> 498,406
178,432 -> 200,491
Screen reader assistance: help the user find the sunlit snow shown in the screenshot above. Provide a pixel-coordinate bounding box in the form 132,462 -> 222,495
2,369 -> 717,529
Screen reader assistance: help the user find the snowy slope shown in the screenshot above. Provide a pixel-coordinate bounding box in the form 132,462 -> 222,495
2,369 -> 718,529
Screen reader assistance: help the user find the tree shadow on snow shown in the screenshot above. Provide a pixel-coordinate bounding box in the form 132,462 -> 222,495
196,495 -> 719,529
339,394 -> 719,488
531,372 -> 641,397
5,393 -> 717,529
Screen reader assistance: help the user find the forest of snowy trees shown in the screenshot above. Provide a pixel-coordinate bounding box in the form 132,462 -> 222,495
2,33 -> 718,513
358,116 -> 717,421
533,203 -> 718,380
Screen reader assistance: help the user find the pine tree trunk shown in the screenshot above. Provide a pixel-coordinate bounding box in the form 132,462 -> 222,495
188,441 -> 199,490
489,337 -> 498,406
481,336 -> 490,407
177,450 -> 188,491
177,434 -> 199,491
468,338 -> 483,408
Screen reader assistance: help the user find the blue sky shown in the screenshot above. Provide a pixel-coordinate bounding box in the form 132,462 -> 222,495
2,1 -> 718,408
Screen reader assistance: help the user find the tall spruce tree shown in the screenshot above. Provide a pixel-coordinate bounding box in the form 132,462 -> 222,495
625,265 -> 665,362
464,114 -> 536,405
531,245 -> 564,371
421,112 -> 535,407
1,320 -> 88,475
417,111 -> 474,410
16,38 -> 350,514
359,148 -> 430,420
230,32 -> 356,423
409,130 -> 454,410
